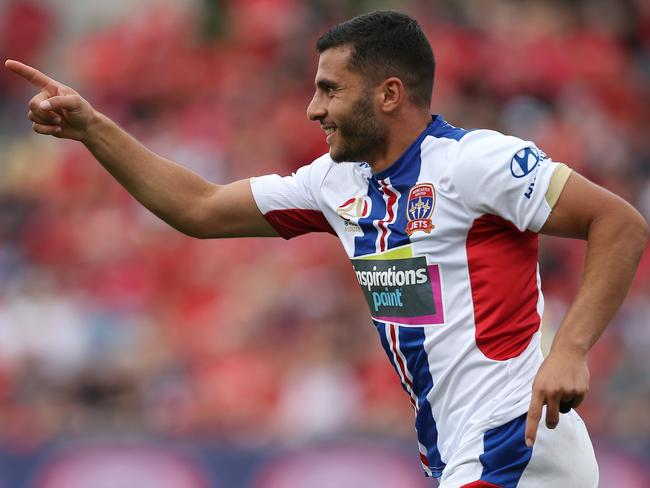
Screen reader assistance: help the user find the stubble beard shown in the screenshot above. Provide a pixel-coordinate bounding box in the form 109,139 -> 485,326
329,90 -> 388,164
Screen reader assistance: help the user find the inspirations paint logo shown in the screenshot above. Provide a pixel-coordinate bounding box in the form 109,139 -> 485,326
351,247 -> 444,326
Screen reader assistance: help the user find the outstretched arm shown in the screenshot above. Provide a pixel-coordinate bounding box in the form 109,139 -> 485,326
524,171 -> 648,447
5,59 -> 278,239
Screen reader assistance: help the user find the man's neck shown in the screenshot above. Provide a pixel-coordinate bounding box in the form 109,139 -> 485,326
369,112 -> 432,174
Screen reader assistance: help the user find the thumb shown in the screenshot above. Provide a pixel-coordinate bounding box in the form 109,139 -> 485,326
40,94 -> 83,112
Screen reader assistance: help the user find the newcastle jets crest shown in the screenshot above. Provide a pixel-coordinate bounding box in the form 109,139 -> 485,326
405,183 -> 435,236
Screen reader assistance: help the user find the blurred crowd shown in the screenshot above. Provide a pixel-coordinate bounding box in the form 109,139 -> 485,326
0,0 -> 648,471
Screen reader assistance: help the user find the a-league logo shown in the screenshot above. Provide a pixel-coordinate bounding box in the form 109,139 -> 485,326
406,183 -> 435,236
336,196 -> 371,233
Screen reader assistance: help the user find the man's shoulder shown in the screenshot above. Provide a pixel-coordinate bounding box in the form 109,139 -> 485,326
305,153 -> 336,176
446,128 -> 533,180
286,153 -> 333,183
454,128 -> 528,157
311,152 -> 335,166
307,153 -> 369,180
288,154 -> 367,201
422,117 -> 528,170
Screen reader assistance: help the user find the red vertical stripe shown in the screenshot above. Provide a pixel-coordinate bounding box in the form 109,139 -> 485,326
389,324 -> 417,410
419,452 -> 431,468
466,215 -> 540,360
377,179 -> 398,252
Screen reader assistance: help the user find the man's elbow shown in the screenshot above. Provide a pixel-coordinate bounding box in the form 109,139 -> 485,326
179,185 -> 229,239
634,211 -> 650,247
588,200 -> 648,256
179,216 -> 225,239
162,219 -> 213,239
618,205 -> 649,254
180,224 -> 213,239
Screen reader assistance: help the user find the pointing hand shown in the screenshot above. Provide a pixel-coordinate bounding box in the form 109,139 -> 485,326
524,346 -> 590,447
5,59 -> 95,141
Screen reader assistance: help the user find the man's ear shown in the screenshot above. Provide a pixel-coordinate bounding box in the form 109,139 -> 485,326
377,77 -> 405,113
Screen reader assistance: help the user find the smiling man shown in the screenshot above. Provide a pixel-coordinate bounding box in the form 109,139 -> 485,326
6,10 -> 648,488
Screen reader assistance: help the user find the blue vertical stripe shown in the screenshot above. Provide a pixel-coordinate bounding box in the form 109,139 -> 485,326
386,158 -> 422,250
374,321 -> 445,478
353,118 -> 436,257
478,414 -> 533,487
354,180 -> 384,257
359,117 -> 473,479
374,321 -> 402,383
372,121 -> 429,253
398,326 -> 445,477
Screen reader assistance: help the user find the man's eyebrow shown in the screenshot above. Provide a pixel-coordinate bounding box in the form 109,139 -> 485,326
315,78 -> 339,90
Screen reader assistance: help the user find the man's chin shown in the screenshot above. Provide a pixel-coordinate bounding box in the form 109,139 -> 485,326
329,149 -> 344,163
329,148 -> 363,164
329,151 -> 344,163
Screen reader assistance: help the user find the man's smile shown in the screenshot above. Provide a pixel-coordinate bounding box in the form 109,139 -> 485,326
321,124 -> 337,143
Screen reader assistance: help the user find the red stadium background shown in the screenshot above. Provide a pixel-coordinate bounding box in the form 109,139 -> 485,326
0,0 -> 649,486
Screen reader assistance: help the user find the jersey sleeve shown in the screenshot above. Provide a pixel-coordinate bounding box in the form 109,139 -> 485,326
451,130 -> 572,232
249,156 -> 336,239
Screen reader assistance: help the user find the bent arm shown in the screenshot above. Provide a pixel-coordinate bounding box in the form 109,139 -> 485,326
540,171 -> 649,353
525,170 -> 648,446
5,59 -> 277,239
82,111 -> 278,239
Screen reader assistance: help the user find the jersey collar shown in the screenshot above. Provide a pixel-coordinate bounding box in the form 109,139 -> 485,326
372,115 -> 443,181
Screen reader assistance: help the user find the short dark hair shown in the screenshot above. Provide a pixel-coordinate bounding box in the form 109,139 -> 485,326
316,11 -> 435,108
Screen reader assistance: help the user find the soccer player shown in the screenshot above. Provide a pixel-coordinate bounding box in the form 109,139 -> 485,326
6,10 -> 648,488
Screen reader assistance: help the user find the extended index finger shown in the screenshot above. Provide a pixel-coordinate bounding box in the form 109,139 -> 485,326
525,392 -> 544,448
5,59 -> 57,91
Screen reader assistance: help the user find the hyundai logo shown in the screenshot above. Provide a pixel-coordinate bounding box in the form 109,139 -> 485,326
510,147 -> 540,178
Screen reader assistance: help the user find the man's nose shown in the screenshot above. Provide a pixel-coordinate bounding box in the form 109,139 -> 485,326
307,92 -> 326,121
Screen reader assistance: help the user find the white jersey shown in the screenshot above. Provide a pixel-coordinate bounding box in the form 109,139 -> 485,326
250,115 -> 574,480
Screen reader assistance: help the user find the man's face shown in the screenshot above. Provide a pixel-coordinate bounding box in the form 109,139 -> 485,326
307,46 -> 388,163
